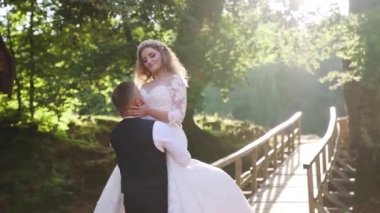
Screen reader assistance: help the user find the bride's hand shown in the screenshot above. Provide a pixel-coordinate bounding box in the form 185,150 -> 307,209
127,105 -> 150,117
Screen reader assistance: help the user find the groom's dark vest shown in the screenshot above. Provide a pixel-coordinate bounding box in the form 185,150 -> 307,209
110,118 -> 168,213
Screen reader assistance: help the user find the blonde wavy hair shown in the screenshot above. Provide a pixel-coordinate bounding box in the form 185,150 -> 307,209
133,39 -> 188,87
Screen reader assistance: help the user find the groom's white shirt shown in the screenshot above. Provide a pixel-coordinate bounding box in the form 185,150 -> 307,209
121,116 -> 191,166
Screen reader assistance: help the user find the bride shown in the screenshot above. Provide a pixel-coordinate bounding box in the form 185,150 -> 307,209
94,40 -> 252,213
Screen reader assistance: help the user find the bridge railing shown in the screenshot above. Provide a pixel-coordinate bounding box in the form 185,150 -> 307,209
212,111 -> 302,195
303,107 -> 355,213
302,107 -> 342,213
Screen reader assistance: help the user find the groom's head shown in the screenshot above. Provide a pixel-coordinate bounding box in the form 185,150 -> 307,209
112,81 -> 139,117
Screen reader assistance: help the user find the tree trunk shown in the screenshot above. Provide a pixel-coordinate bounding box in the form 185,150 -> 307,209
28,0 -> 36,119
183,102 -> 222,162
174,0 -> 226,161
6,11 -> 22,113
182,74 -> 227,162
342,61 -> 361,151
343,65 -> 380,207
346,0 -> 380,208
347,83 -> 380,206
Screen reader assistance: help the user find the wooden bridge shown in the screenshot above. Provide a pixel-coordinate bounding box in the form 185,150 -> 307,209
212,107 -> 356,213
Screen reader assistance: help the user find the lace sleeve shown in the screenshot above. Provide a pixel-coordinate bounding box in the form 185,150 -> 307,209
168,75 -> 187,124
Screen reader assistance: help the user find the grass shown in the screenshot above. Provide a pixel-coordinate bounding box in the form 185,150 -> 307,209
0,118 -> 115,213
0,125 -> 71,213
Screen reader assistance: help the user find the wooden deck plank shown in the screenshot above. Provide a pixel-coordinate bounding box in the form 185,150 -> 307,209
260,175 -> 318,188
252,187 -> 310,202
251,202 -> 310,213
248,136 -> 321,212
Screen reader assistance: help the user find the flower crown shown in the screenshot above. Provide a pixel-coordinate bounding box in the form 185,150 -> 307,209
137,39 -> 166,54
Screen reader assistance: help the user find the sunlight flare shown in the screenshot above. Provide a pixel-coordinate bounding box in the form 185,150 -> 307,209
269,0 -> 349,21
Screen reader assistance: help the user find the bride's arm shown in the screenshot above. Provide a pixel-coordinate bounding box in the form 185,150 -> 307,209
167,74 -> 187,124
127,103 -> 172,123
144,107 -> 171,123
128,75 -> 187,124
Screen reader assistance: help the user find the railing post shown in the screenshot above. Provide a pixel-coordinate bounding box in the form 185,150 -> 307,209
235,158 -> 242,186
263,143 -> 269,179
251,150 -> 258,193
280,132 -> 285,162
328,135 -> 333,161
306,167 -> 316,213
333,123 -> 338,154
287,128 -> 292,154
273,135 -> 278,169
290,125 -> 295,152
322,146 -> 327,175
315,157 -> 322,187
297,117 -> 302,146
292,123 -> 296,150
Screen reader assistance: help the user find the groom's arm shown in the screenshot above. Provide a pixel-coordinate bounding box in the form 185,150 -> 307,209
152,121 -> 191,166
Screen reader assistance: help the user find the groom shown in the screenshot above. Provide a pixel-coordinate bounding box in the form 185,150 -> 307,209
110,81 -> 191,213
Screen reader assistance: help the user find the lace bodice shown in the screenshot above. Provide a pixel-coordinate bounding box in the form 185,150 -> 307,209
140,74 -> 187,124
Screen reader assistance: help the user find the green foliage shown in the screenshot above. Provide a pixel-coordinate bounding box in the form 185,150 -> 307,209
304,6 -> 380,90
190,113 -> 268,165
202,63 -> 345,134
65,115 -> 119,148
2,0 -> 350,127
309,14 -> 364,86
1,0 -> 376,128
195,113 -> 267,142
0,0 -> 180,124
0,118 -> 118,212
359,8 -> 380,87
0,126 -> 70,212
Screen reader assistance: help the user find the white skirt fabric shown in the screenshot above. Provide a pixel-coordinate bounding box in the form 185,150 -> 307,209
94,156 -> 253,213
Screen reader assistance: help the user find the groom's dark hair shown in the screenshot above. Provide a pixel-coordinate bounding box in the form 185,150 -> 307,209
112,81 -> 136,112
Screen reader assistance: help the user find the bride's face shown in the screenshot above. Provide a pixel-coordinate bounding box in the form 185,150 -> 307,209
141,47 -> 163,75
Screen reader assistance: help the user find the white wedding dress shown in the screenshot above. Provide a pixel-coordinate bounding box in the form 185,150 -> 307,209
94,74 -> 252,213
